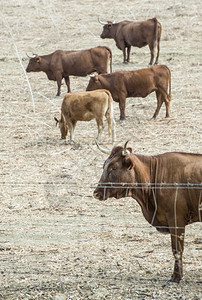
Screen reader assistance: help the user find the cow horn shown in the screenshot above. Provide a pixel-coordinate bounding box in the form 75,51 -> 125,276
122,141 -> 130,156
98,17 -> 108,25
95,140 -> 111,154
54,117 -> 59,126
26,53 -> 36,58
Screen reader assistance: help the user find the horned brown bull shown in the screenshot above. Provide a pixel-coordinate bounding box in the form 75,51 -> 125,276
26,46 -> 112,96
94,141 -> 202,283
86,65 -> 171,120
54,90 -> 116,143
98,17 -> 162,64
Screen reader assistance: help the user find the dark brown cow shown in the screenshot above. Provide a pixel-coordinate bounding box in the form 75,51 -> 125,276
54,89 -> 116,143
99,17 -> 162,64
26,46 -> 112,96
86,65 -> 171,120
94,141 -> 202,283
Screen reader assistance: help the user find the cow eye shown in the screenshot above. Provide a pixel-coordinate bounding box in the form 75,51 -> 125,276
108,166 -> 116,174
108,167 -> 113,174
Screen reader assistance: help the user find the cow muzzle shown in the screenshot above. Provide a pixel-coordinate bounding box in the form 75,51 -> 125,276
93,189 -> 106,201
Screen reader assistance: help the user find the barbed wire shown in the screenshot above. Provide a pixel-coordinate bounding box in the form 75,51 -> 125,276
92,182 -> 202,189
1,182 -> 201,188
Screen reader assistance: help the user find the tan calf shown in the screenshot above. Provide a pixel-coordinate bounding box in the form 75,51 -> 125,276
54,89 -> 116,143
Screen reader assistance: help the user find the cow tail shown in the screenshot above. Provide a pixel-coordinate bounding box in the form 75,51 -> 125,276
106,90 -> 116,142
153,18 -> 158,55
104,90 -> 112,137
109,48 -> 112,73
105,46 -> 112,73
167,66 -> 172,102
169,69 -> 171,101
162,65 -> 172,102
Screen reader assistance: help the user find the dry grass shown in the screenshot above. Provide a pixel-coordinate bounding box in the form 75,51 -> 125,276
0,0 -> 201,298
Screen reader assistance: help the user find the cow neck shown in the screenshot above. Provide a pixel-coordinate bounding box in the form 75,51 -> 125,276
113,23 -> 120,40
41,54 -> 52,72
131,154 -> 157,224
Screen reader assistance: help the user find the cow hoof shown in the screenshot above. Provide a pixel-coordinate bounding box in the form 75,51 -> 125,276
162,279 -> 178,288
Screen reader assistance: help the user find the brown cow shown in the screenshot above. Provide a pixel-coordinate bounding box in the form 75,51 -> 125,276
86,65 -> 171,120
94,141 -> 202,283
98,17 -> 162,64
26,46 -> 112,96
54,90 -> 116,143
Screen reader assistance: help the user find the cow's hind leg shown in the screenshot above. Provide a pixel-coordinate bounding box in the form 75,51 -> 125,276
67,120 -> 77,142
105,110 -> 116,143
158,87 -> 170,118
96,119 -> 105,143
152,91 -> 163,119
65,76 -> 71,93
126,46 -> 131,62
148,43 -> 155,65
55,73 -> 63,96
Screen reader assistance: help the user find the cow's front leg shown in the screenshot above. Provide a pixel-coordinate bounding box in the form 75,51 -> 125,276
119,97 -> 126,120
169,226 -> 185,283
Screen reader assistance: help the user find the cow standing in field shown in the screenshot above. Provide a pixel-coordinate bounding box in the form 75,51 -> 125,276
94,141 -> 202,283
26,46 -> 112,96
54,90 -> 116,143
86,65 -> 171,120
98,17 -> 162,65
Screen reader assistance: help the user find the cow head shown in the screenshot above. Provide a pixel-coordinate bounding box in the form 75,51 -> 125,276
26,53 -> 41,72
94,141 -> 135,201
86,74 -> 102,91
54,115 -> 68,139
98,18 -> 116,39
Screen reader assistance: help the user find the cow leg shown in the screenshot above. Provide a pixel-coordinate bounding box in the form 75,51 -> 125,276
158,88 -> 170,118
126,46 -> 131,62
123,47 -> 127,63
119,97 -> 126,120
56,75 -> 63,96
148,43 -> 155,65
105,110 -> 116,143
96,119 -> 104,143
65,76 -> 71,93
112,118 -> 116,142
169,226 -> 185,283
152,91 -> 163,119
68,120 -> 76,142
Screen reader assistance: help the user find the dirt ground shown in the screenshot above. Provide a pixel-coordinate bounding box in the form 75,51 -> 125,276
0,0 -> 201,299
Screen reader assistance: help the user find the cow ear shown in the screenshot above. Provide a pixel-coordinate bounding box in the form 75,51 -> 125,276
94,75 -> 99,82
124,156 -> 134,170
127,147 -> 132,153
35,55 -> 40,63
